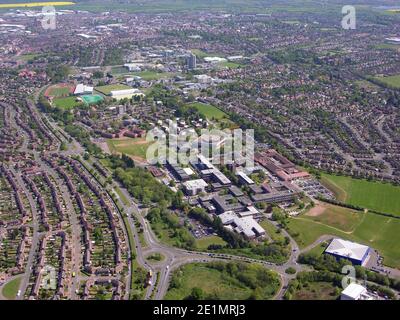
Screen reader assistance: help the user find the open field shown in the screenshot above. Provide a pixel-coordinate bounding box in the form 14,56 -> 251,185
1,276 -> 22,300
305,203 -> 363,232
53,96 -> 81,110
106,137 -> 153,161
320,173 -> 400,216
52,96 -> 82,110
287,209 -> 400,268
131,71 -> 174,81
292,281 -> 339,300
188,102 -> 227,120
164,262 -> 280,300
195,235 -> 226,250
95,84 -> 131,95
372,74 -> 400,88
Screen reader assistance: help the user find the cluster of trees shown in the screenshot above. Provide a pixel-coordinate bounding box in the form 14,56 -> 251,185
45,64 -> 70,83
114,166 -> 178,207
147,207 -> 195,249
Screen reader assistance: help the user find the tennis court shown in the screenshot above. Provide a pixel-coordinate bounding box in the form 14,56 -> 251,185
81,95 -> 104,105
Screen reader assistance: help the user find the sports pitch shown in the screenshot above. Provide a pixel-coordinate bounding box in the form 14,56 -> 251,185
188,102 -> 227,120
95,84 -> 131,95
81,94 -> 103,105
321,173 -> 400,216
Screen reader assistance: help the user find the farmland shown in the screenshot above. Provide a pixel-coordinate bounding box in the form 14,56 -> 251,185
320,173 -> 400,216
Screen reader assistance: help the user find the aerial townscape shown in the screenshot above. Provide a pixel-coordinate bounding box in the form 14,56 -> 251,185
0,0 -> 400,303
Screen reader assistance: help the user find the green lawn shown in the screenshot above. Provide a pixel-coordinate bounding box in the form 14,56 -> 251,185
95,84 -> 132,95
320,174 -> 400,216
219,61 -> 243,69
188,102 -> 228,120
53,97 -> 81,110
372,74 -> 400,89
164,262 -> 280,300
287,210 -> 400,268
106,137 -> 153,161
131,71 -> 174,81
2,276 -> 22,300
114,186 -> 129,206
196,235 -> 227,249
259,220 -> 286,243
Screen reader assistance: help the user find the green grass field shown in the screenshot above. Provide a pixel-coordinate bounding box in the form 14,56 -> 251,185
131,71 -> 174,81
107,137 -> 153,161
287,209 -> 400,268
320,174 -> 400,216
164,262 -> 280,300
188,102 -> 227,120
1,276 -> 22,300
195,235 -> 227,249
95,84 -> 132,95
306,203 -> 363,232
48,87 -> 70,98
372,74 -> 400,89
53,97 -> 81,110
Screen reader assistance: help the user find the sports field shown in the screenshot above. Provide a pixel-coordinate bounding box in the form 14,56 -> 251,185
287,206 -> 400,268
53,96 -> 81,110
81,94 -> 103,105
188,102 -> 227,120
45,84 -> 74,98
95,84 -> 131,95
1,276 -> 22,300
131,71 -> 174,81
106,137 -> 153,161
320,173 -> 400,216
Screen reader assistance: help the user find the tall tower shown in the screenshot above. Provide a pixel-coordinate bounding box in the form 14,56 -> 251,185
187,53 -> 197,69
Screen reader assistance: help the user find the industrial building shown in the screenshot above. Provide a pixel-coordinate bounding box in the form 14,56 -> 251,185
218,211 -> 265,239
182,179 -> 208,196
324,238 -> 371,266
341,283 -> 374,300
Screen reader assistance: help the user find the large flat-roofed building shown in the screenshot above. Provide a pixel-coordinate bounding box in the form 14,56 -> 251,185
218,211 -> 265,239
110,88 -> 144,101
255,149 -> 309,181
341,283 -> 374,300
183,179 -> 208,196
324,238 -> 370,266
250,181 -> 298,204
194,154 -> 231,186
236,171 -> 255,185
74,84 -> 94,95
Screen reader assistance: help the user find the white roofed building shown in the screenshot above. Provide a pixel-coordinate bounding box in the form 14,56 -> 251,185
324,238 -> 370,266
341,283 -> 374,300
